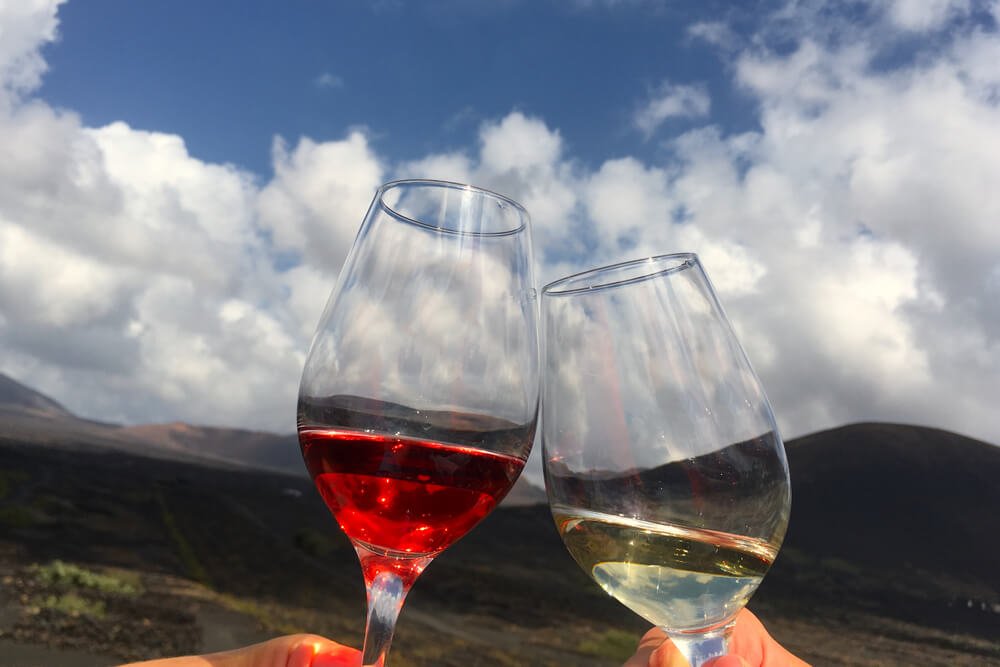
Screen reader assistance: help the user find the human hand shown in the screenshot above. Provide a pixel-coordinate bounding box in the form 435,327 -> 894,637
622,609 -> 809,667
118,633 -> 361,667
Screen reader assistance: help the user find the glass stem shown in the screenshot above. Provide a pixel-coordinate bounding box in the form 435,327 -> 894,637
355,545 -> 432,667
361,569 -> 408,667
669,623 -> 734,667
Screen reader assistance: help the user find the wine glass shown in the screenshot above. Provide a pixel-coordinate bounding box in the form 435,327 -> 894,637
541,253 -> 790,667
297,180 -> 539,666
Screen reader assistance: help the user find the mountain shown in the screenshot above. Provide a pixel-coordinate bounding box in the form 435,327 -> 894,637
117,422 -> 304,473
782,422 -> 1000,586
0,373 -> 547,505
751,422 -> 1000,643
0,373 -> 297,474
0,374 -> 71,417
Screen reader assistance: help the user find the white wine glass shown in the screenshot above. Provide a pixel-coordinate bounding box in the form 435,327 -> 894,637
541,253 -> 790,666
298,180 -> 539,666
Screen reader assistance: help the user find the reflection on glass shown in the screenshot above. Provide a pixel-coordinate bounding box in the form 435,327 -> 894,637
298,180 -> 539,667
541,253 -> 791,667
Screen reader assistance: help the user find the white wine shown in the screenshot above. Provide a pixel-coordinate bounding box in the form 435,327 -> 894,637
552,506 -> 777,631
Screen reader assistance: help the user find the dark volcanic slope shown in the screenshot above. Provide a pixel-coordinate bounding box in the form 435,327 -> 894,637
1,421 -> 998,664
783,422 -> 1000,583
748,422 -> 1000,644
0,374 -> 548,504
118,423 -> 305,475
0,435 -> 628,666
0,374 -> 71,416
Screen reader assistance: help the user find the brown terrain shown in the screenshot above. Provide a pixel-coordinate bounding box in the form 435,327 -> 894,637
0,373 -> 997,666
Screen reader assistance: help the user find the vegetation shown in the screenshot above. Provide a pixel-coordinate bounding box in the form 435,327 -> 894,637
155,487 -> 212,587
38,592 -> 106,618
0,505 -> 36,527
31,560 -> 141,596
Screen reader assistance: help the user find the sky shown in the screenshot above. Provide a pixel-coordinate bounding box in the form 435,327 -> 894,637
1,0 -> 999,480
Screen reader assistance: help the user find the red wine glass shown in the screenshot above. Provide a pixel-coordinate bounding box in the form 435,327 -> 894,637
297,180 -> 539,666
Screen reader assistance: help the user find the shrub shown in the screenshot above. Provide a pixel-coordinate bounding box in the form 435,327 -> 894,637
32,560 -> 141,596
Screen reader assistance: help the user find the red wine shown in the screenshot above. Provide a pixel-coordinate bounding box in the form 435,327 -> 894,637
299,428 -> 526,557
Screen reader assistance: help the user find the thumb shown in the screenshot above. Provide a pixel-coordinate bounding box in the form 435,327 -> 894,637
704,657 -> 751,667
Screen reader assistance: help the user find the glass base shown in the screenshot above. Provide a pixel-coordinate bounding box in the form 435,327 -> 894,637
667,621 -> 735,667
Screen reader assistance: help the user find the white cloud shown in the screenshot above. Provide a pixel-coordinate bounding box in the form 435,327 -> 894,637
479,111 -> 562,174
673,5 -> 1000,443
314,72 -> 344,89
584,158 -> 672,247
0,0 -> 63,104
397,151 -> 474,185
1,0 -> 1000,475
687,21 -> 739,50
0,1 -> 305,430
400,114 -> 580,274
0,224 -> 125,328
882,0 -> 972,31
258,132 -> 384,272
634,82 -> 711,137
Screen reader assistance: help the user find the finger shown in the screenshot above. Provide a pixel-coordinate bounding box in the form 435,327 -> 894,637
311,642 -> 363,667
277,634 -> 361,667
621,626 -> 691,667
646,640 -> 691,667
704,656 -> 750,667
727,611 -> 767,666
621,626 -> 669,667
208,634 -> 360,667
730,610 -> 810,667
286,639 -> 320,667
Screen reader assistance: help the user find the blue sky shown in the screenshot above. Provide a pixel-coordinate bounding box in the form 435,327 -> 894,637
39,0 -> 750,176
2,0 -> 1000,476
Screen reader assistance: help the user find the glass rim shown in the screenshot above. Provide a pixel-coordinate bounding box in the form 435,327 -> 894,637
377,178 -> 529,237
542,253 -> 700,296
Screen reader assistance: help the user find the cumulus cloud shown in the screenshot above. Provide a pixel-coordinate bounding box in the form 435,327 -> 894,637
676,2 -> 1000,442
634,82 -> 711,137
479,111 -> 562,174
258,132 -> 383,272
0,0 -> 63,104
396,112 -> 581,271
0,1 -> 302,430
1,0 -> 999,477
0,104 -> 304,428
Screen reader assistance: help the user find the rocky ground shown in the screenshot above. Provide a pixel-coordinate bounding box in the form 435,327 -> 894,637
0,429 -> 998,666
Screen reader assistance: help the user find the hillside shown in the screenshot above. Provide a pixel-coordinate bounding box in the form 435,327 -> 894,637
0,373 -> 547,506
0,375 -> 997,664
0,375 -> 71,417
754,424 -> 1000,640
782,423 -> 1000,590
